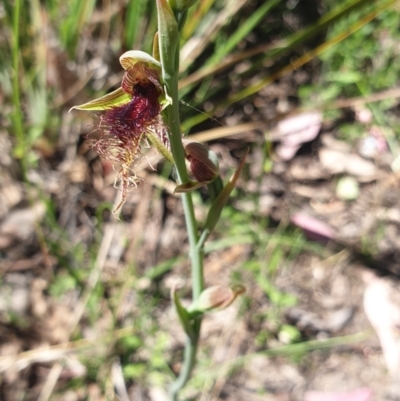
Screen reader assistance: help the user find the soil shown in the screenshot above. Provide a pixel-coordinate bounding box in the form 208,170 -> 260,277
2,113 -> 400,400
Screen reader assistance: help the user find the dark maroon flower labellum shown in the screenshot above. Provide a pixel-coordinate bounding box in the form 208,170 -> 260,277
89,82 -> 166,211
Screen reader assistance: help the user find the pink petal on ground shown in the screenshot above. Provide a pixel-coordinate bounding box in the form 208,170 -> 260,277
363,274 -> 400,376
272,112 -> 322,161
304,388 -> 373,401
291,213 -> 336,243
276,142 -> 303,161
355,108 -> 373,124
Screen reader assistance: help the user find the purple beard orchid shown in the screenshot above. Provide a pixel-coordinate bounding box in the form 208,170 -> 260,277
70,51 -> 170,211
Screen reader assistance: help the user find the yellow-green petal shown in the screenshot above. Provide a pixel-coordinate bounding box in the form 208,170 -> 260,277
119,50 -> 161,71
69,88 -> 130,112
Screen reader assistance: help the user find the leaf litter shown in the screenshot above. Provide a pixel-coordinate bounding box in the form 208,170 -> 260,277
4,112 -> 400,400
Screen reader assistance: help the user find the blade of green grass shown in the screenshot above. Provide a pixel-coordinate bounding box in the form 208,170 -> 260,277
143,1 -> 161,53
182,0 -> 398,132
60,0 -> 97,55
181,0 -> 217,42
180,0 -> 249,72
229,0 -> 397,104
124,0 -> 147,49
179,0 -> 378,91
208,0 -> 280,66
10,0 -> 26,174
211,330 -> 372,375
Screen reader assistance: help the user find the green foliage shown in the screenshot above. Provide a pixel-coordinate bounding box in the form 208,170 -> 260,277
337,122 -> 365,141
301,1 -> 400,108
278,324 -> 302,344
59,0 -> 97,55
49,272 -> 78,298
85,356 -> 106,382
258,275 -> 298,308
123,363 -> 147,380
120,335 -> 143,352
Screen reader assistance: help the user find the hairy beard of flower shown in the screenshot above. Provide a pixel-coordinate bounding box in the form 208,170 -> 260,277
88,81 -> 166,211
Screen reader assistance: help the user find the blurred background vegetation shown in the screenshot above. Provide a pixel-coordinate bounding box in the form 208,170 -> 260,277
1,0 -> 400,399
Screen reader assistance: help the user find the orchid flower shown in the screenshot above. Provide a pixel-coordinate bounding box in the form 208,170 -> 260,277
70,50 -> 171,211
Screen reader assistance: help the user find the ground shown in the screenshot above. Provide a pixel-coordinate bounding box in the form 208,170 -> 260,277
2,114 -> 400,400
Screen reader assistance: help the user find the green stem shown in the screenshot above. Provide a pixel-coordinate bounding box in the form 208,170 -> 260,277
157,2 -> 206,395
164,72 -> 204,298
169,334 -> 198,400
164,53 -> 204,398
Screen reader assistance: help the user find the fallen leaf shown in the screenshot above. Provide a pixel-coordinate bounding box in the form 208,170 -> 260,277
0,203 -> 46,249
291,213 -> 336,243
319,148 -> 376,179
363,272 -> 400,376
305,388 -> 373,401
271,112 -> 322,161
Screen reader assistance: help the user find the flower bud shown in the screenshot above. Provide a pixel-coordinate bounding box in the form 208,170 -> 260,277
188,285 -> 245,314
184,141 -> 219,183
